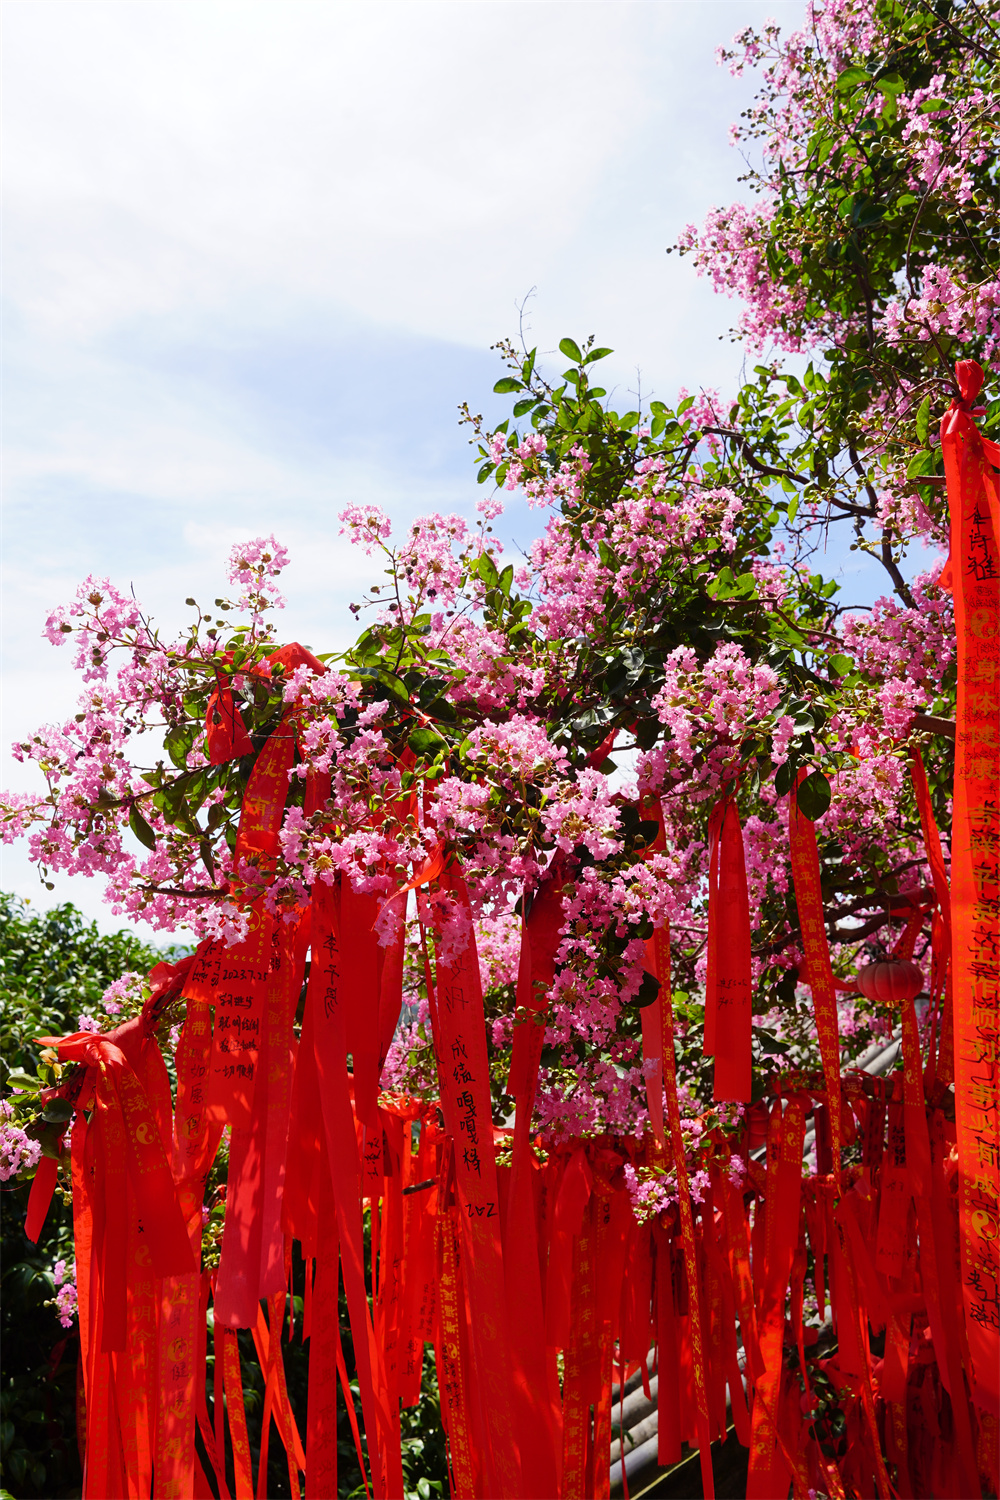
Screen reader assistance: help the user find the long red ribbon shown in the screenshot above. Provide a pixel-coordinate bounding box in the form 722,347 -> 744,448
788,781 -> 843,1188
643,895 -> 715,1498
940,358 -> 1000,1416
505,866 -> 565,1498
308,879 -> 398,1499
710,797 -> 753,1103
746,1097 -> 805,1498
434,860 -> 522,1497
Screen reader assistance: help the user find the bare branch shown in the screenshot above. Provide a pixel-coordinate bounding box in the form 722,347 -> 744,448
703,427 -> 810,485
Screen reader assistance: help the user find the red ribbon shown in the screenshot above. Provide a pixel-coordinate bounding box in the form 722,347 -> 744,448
788,777 -> 843,1189
643,898 -> 715,1498
746,1097 -> 805,1498
433,860 -> 522,1497
707,796 -> 753,1103
205,673 -> 253,765
940,357 -> 1000,1417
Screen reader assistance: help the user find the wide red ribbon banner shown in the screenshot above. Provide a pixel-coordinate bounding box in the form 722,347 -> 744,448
23,370 -> 1000,1499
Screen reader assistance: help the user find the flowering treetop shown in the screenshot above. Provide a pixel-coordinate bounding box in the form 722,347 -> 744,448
3,0 -> 996,1147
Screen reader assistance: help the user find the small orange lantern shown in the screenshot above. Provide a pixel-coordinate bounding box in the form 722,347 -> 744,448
855,957 -> 924,1005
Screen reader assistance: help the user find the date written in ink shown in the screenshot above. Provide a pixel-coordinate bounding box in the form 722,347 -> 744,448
464,1201 -> 497,1219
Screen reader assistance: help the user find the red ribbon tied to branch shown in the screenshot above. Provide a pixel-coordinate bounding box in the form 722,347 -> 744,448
36,1031 -> 195,1281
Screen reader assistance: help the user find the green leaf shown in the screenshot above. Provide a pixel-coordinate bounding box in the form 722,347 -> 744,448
774,758 -> 798,797
829,654 -> 854,679
477,552 -> 499,589
919,98 -> 947,113
199,838 -> 216,880
512,398 -> 536,418
129,803 -> 157,851
633,970 -> 660,1008
407,726 -> 448,758
476,463 -> 494,484
841,194 -> 885,228
710,566 -> 735,599
4,1070 -> 41,1094
836,65 -> 871,92
796,770 -> 832,820
753,1028 -> 790,1057
493,377 -> 523,394
559,338 -> 583,363
41,1096 -> 74,1123
163,725 -> 194,770
585,347 -> 613,363
914,395 -> 931,444
370,671 -> 411,709
875,71 -> 904,95
906,449 -> 937,479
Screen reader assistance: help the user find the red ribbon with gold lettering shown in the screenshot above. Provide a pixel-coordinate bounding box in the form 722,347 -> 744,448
940,357 -> 1000,1416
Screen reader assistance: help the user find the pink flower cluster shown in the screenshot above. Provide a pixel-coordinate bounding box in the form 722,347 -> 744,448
676,202 -> 813,354
842,567 -> 954,693
100,970 -> 146,1016
652,644 -> 782,769
339,504 -> 393,554
0,1100 -> 42,1181
52,1258 -> 78,1327
465,716 -> 568,787
882,268 -> 1000,370
227,535 -> 289,624
43,577 -> 145,682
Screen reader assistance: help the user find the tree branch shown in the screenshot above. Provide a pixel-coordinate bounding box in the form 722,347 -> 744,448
702,427 -> 810,485
909,712 -> 956,739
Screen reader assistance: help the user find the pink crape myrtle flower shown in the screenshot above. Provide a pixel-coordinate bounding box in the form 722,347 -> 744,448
465,716 -> 568,787
100,970 -> 146,1015
540,767 -> 622,861
227,536 -> 289,620
339,503 -> 393,554
0,1101 -> 43,1181
52,1258 -> 78,1327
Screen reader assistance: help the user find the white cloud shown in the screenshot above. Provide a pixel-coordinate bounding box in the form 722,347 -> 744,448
3,0 -> 792,360
4,3 -> 643,336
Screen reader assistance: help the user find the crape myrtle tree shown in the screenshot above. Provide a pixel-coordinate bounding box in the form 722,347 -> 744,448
0,0 -> 997,1383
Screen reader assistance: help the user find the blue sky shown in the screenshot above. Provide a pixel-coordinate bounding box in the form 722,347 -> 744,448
3,0 -> 874,938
